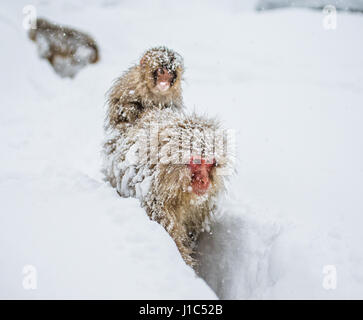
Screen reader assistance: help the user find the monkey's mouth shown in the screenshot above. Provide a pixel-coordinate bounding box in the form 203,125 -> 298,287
156,81 -> 170,92
194,188 -> 208,196
190,183 -> 210,196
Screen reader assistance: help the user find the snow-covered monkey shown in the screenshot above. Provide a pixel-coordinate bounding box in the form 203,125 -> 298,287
106,46 -> 184,131
103,108 -> 233,266
28,18 -> 99,78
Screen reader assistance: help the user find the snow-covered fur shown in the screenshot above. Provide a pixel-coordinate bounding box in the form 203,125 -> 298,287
28,17 -> 99,78
103,109 -> 232,266
106,47 -> 184,131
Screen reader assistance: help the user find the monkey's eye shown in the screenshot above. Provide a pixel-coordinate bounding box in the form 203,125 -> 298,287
170,71 -> 177,85
193,158 -> 202,164
205,163 -> 216,171
206,158 -> 217,167
153,70 -> 158,82
191,157 -> 201,165
189,156 -> 216,166
204,158 -> 217,171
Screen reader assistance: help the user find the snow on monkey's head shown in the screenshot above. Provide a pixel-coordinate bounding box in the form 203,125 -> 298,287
140,46 -> 184,96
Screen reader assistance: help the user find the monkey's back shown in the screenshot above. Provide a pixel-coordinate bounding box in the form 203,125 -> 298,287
29,18 -> 99,78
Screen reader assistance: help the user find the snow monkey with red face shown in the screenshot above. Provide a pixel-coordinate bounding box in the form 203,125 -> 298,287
103,108 -> 233,266
106,46 -> 184,131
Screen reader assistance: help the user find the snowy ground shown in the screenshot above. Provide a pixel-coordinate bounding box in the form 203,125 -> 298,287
0,0 -> 363,299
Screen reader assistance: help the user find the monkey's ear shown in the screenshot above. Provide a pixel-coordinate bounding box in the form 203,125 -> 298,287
140,55 -> 146,66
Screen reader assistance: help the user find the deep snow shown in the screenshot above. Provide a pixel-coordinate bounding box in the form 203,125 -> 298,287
0,0 -> 363,299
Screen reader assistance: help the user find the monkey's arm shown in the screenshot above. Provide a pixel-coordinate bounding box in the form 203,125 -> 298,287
108,99 -> 144,128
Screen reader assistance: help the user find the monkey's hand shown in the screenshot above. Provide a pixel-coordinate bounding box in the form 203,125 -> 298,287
118,102 -> 144,124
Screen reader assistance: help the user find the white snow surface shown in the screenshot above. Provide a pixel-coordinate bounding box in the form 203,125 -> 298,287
1,0 -> 363,299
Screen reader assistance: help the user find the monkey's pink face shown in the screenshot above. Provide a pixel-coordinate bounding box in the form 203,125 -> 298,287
154,68 -> 175,93
188,156 -> 216,196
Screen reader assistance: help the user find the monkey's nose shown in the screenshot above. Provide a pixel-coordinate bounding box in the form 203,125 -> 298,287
197,175 -> 209,187
157,82 -> 170,92
201,177 -> 209,186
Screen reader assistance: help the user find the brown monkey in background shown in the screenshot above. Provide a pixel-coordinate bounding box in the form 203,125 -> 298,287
106,46 -> 184,131
28,17 -> 99,78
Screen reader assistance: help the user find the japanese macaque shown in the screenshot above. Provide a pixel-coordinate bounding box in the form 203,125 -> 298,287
28,17 -> 99,78
106,46 -> 184,131
103,109 -> 233,266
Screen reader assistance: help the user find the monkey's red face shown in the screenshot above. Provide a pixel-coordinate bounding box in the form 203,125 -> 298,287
188,156 -> 216,196
154,68 -> 175,93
